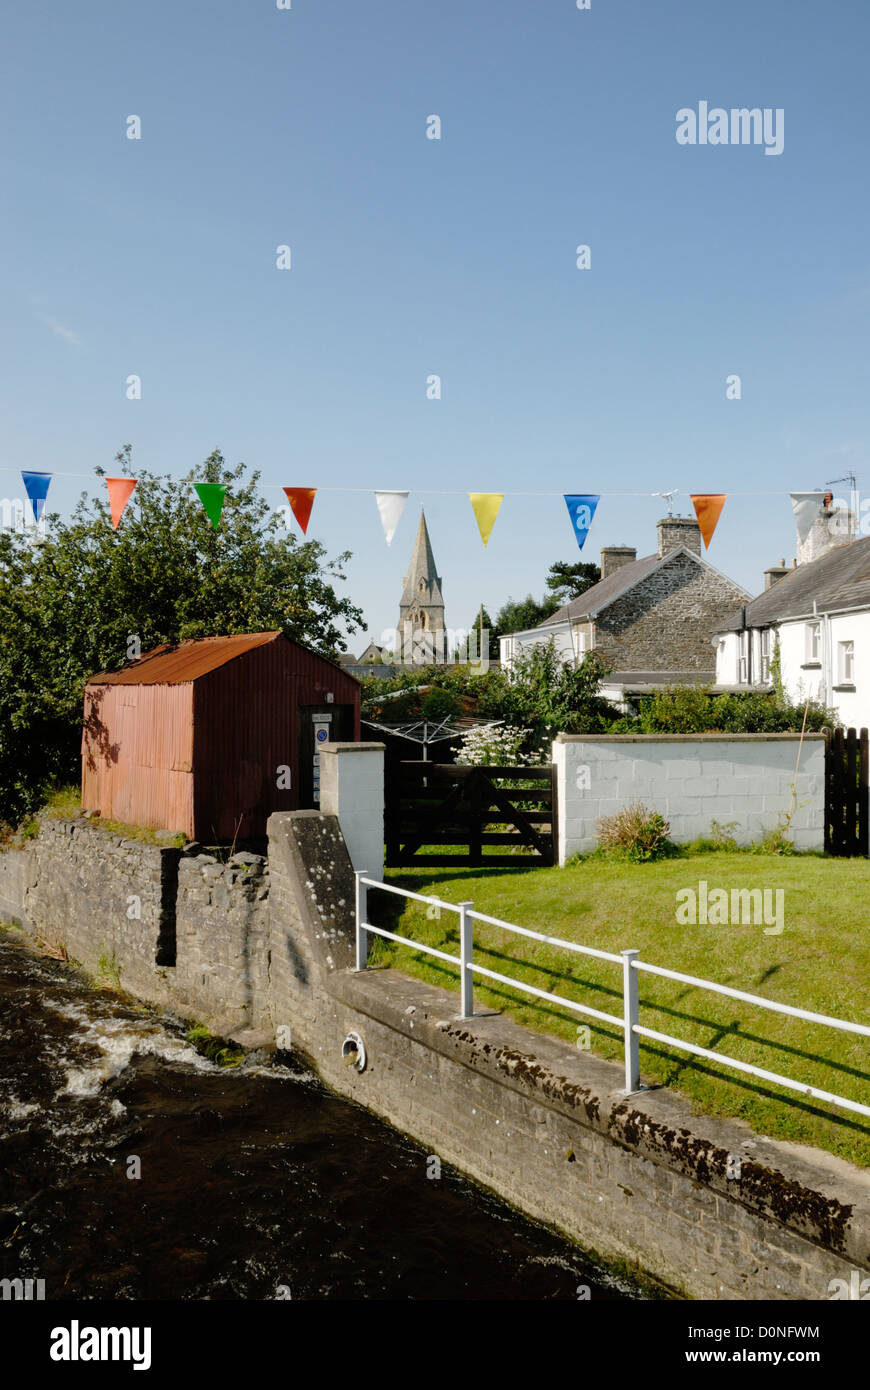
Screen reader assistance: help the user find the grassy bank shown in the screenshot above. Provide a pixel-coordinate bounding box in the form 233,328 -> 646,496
370,853 -> 870,1167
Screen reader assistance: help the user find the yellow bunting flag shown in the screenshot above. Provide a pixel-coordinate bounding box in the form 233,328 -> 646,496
468,493 -> 504,547
690,494 -> 727,549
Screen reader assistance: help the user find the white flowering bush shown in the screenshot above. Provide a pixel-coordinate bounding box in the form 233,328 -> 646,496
453,722 -> 546,767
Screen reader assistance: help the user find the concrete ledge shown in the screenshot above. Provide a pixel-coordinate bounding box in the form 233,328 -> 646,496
556,733 -> 827,743
329,966 -> 870,1275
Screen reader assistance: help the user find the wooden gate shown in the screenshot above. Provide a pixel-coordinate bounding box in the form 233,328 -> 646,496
385,761 -> 557,867
824,727 -> 869,856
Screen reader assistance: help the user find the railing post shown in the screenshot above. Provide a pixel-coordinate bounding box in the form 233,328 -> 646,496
355,871 -> 369,971
459,901 -> 474,1018
622,948 -> 640,1093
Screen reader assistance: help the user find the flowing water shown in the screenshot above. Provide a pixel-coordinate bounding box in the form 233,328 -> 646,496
0,930 -> 642,1301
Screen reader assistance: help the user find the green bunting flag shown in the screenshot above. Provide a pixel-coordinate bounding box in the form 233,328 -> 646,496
194,483 -> 227,530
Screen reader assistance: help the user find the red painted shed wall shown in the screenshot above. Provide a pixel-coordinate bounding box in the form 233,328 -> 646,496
81,682 -> 195,836
80,634 -> 360,841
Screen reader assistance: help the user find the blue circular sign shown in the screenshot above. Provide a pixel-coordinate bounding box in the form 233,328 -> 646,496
316,728 -> 329,743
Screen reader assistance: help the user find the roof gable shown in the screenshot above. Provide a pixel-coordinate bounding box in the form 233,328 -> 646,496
540,547 -> 748,626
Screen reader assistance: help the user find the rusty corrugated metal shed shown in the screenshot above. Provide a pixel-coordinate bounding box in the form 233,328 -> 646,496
82,630 -> 362,840
87,631 -> 284,686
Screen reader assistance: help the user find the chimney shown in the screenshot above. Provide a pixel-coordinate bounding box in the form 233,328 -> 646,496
657,514 -> 701,557
600,545 -> 637,579
795,492 -> 855,566
764,558 -> 790,590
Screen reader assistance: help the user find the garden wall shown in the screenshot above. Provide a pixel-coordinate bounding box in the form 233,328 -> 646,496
553,733 -> 826,864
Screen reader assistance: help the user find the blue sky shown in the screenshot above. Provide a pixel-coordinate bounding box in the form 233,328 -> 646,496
1,0 -> 868,649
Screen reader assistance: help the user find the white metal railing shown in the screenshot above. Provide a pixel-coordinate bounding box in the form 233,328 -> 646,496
353,872 -> 870,1118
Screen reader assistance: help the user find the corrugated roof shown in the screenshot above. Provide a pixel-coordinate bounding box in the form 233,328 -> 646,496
87,631 -> 284,686
717,537 -> 870,631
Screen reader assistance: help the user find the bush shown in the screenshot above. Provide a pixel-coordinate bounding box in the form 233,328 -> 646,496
633,685 -> 834,734
453,721 -> 546,767
596,802 -> 674,862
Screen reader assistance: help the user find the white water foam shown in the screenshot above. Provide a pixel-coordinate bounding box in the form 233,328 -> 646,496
47,1001 -> 214,1098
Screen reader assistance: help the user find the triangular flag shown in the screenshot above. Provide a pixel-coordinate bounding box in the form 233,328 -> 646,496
283,487 -> 316,535
469,493 -> 504,547
790,492 -> 826,544
563,494 -> 600,551
106,477 -> 137,531
194,483 -> 227,530
21,471 -> 51,523
374,490 -> 409,546
690,494 -> 727,549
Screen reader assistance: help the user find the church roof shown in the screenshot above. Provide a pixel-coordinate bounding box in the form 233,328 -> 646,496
400,510 -> 444,607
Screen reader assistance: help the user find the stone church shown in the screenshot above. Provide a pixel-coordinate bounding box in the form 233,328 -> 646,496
398,510 -> 445,638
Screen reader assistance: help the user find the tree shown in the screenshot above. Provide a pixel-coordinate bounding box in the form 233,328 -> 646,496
545,560 -> 601,603
493,593 -> 559,636
0,447 -> 364,826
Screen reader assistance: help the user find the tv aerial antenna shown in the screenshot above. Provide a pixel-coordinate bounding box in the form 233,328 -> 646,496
825,473 -> 858,540
653,489 -> 679,516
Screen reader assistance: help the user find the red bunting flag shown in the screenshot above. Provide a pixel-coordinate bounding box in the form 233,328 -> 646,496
105,477 -> 137,531
283,487 -> 317,534
690,494 -> 727,549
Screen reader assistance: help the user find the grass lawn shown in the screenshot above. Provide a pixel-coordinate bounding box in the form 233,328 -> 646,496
369,852 -> 870,1168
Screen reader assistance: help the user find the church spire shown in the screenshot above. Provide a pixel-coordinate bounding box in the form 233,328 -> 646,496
398,509 -> 445,634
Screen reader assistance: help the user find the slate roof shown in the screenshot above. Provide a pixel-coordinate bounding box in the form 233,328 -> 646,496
540,550 -> 686,625
716,537 -> 870,632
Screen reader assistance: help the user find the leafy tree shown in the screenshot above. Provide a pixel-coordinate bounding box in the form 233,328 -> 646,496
493,593 -> 559,636
0,446 -> 364,826
545,560 -> 601,603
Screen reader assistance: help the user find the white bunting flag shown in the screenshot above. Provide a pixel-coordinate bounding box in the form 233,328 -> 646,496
790,492 -> 827,544
374,490 -> 409,546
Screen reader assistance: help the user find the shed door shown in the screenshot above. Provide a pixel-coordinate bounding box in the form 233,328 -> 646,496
298,705 -> 354,809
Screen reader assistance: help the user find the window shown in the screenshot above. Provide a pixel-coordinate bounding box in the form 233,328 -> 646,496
838,639 -> 855,686
737,631 -> 749,684
760,629 -> 771,682
805,622 -> 821,663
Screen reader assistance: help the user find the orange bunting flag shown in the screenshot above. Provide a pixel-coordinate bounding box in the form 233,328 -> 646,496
283,487 -> 317,534
690,494 -> 727,549
105,477 -> 137,531
468,493 -> 504,547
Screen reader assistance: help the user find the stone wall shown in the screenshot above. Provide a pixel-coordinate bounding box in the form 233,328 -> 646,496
172,850 -> 271,1034
1,809 -> 867,1301
593,550 -> 747,673
553,733 -> 825,862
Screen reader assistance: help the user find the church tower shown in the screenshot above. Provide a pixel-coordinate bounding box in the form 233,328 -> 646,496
398,510 -> 445,637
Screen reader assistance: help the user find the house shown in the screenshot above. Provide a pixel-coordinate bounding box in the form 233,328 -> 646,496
500,515 -> 750,708
81,631 -> 361,841
715,500 -> 869,728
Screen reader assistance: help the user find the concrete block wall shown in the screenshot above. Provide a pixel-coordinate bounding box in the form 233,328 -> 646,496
553,734 -> 826,863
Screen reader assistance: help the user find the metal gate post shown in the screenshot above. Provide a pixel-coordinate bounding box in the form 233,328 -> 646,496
459,901 -> 474,1018
355,870 -> 369,971
622,948 -> 640,1092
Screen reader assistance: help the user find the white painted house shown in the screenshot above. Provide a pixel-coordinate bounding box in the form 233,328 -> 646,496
715,498 -> 870,730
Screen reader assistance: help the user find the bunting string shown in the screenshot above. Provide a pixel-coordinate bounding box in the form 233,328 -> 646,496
1,468 -> 859,550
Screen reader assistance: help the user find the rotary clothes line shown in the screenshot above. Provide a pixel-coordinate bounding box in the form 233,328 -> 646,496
15,470 -> 743,550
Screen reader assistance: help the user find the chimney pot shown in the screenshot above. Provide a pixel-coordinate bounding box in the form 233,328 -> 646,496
599,546 -> 637,579
657,514 -> 701,557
